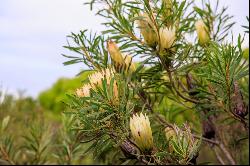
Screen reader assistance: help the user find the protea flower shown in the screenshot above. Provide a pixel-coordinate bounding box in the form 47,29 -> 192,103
76,68 -> 118,100
195,20 -> 210,45
88,68 -> 115,87
76,83 -> 91,97
130,113 -> 154,152
159,26 -> 176,51
136,13 -> 158,47
89,69 -> 118,100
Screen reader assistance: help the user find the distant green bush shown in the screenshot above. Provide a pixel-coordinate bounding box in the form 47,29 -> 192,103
38,71 -> 93,113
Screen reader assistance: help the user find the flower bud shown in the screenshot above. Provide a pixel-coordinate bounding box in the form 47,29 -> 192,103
124,55 -> 136,73
107,41 -> 136,74
159,26 -> 176,51
130,113 -> 154,152
162,0 -> 173,19
136,13 -> 158,47
107,40 -> 124,65
232,81 -> 248,118
195,20 -> 210,45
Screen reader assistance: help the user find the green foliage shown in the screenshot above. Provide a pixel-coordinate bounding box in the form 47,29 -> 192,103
22,122 -> 52,165
63,30 -> 109,70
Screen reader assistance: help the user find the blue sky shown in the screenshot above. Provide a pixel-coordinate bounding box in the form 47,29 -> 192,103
0,0 -> 249,98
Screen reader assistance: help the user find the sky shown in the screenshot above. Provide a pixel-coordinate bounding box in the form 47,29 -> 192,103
0,0 -> 249,98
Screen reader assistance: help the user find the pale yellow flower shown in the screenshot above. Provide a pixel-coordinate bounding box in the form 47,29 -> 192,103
76,83 -> 91,97
130,113 -> 154,151
159,26 -> 176,51
136,13 -> 158,47
1,115 -> 10,131
195,20 -> 210,45
76,68 -> 119,104
88,68 -> 114,87
88,68 -> 119,100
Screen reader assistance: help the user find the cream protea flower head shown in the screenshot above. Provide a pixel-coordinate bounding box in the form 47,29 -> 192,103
88,68 -> 119,100
107,40 -> 124,65
76,69 -> 119,102
76,83 -> 91,97
159,26 -> 176,52
130,113 -> 154,152
88,68 -> 114,87
136,12 -> 158,47
195,19 -> 210,45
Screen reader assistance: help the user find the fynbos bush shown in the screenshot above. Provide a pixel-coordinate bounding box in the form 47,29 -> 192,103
62,0 -> 249,164
0,0 -> 249,165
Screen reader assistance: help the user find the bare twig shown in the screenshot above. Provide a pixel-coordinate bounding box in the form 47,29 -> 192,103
218,142 -> 236,165
166,69 -> 201,104
193,135 -> 218,145
213,147 -> 226,165
0,146 -> 15,165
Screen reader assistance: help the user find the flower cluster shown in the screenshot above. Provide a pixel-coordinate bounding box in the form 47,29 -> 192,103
136,3 -> 210,52
137,12 -> 176,53
76,68 -> 118,100
76,83 -> 91,97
